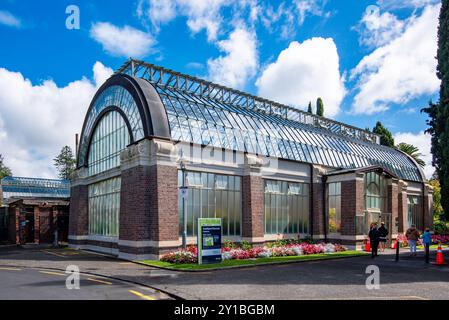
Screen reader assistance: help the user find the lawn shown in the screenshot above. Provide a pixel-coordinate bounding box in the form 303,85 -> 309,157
416,244 -> 448,250
138,250 -> 367,271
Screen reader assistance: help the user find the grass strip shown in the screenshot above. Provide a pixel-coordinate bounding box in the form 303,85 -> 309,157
138,250 -> 367,271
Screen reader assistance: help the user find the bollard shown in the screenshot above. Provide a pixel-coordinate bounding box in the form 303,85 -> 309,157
395,240 -> 400,261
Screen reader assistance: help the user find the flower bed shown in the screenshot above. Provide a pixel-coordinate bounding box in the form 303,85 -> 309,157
432,234 -> 449,244
161,241 -> 347,264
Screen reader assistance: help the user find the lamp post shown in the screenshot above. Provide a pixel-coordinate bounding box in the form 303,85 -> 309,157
180,159 -> 187,250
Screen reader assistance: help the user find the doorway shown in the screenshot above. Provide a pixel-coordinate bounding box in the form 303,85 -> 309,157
23,208 -> 35,243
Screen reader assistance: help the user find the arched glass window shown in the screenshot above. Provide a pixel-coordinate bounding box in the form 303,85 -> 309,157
88,111 -> 130,176
78,85 -> 145,167
364,172 -> 387,211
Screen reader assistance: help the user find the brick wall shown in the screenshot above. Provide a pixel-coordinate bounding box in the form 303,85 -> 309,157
242,175 -> 264,240
312,182 -> 325,236
341,180 -> 356,236
148,164 -> 179,241
119,164 -> 178,243
387,182 -> 399,230
69,184 -> 88,237
119,165 -> 152,242
398,184 -> 408,233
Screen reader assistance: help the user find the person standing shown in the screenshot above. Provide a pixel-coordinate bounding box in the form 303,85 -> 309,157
368,223 -> 381,258
422,228 -> 432,263
378,222 -> 389,252
405,225 -> 420,256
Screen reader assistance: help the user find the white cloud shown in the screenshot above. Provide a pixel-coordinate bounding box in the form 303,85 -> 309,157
90,22 -> 155,58
351,5 -> 440,114
137,0 -> 177,32
394,131 -> 434,179
256,38 -> 346,118
356,6 -> 405,48
137,0 -> 229,41
0,10 -> 21,28
377,0 -> 440,10
207,27 -> 258,88
0,62 -> 112,178
261,0 -> 328,39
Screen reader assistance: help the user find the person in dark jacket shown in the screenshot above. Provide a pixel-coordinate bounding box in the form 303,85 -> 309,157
378,222 -> 389,252
368,223 -> 381,258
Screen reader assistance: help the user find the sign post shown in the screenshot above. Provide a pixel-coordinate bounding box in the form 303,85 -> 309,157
197,218 -> 222,265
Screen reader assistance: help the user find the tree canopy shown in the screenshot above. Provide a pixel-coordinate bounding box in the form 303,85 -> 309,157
53,146 -> 76,180
307,101 -> 313,114
372,121 -> 395,147
397,143 -> 426,168
316,98 -> 324,117
422,1 -> 449,219
0,154 -> 12,179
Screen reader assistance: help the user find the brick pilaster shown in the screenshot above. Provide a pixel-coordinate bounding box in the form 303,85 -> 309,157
398,181 -> 408,233
241,154 -> 264,243
387,179 -> 399,234
242,174 -> 264,241
34,206 -> 40,244
68,184 -> 88,240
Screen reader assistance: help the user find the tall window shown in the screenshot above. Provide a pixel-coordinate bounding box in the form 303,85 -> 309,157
328,182 -> 341,233
407,195 -> 423,230
88,111 -> 130,176
264,180 -> 309,235
178,171 -> 241,237
364,172 -> 387,211
88,177 -> 121,237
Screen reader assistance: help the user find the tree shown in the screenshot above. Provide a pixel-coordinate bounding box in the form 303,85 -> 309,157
422,1 -> 449,219
53,146 -> 76,180
372,121 -> 395,147
0,154 -> 12,179
307,101 -> 313,114
429,179 -> 444,217
316,98 -> 324,117
397,143 -> 426,168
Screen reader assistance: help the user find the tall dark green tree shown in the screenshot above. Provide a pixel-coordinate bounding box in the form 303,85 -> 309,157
53,146 -> 76,180
307,101 -> 313,114
316,98 -> 324,117
0,154 -> 12,179
372,121 -> 395,147
422,0 -> 449,219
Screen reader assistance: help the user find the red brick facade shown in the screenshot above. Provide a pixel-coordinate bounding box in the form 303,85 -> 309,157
68,184 -> 88,237
312,182 -> 325,237
242,174 -> 264,241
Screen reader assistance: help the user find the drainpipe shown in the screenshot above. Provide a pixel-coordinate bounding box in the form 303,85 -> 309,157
322,175 -> 328,243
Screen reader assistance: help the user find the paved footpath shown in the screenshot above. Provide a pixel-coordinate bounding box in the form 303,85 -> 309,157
0,246 -> 448,300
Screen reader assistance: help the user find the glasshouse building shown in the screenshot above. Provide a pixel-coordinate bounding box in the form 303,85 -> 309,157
69,59 -> 433,260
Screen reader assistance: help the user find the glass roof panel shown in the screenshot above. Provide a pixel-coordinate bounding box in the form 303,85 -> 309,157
154,83 -> 422,181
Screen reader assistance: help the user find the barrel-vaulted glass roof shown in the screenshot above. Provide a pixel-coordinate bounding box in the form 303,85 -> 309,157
1,176 -> 70,201
110,59 -> 424,182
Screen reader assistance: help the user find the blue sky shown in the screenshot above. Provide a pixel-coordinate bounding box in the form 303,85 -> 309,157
0,0 -> 441,178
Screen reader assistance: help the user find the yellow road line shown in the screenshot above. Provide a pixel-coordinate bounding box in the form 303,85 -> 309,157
0,267 -> 22,271
39,270 -> 66,276
41,250 -> 67,258
87,277 -> 112,285
128,290 -> 156,300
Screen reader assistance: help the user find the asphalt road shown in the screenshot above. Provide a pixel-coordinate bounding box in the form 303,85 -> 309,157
0,266 -> 167,300
0,246 -> 448,300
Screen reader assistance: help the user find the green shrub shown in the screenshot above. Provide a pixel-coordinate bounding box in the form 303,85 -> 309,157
434,220 -> 449,235
240,240 -> 252,250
